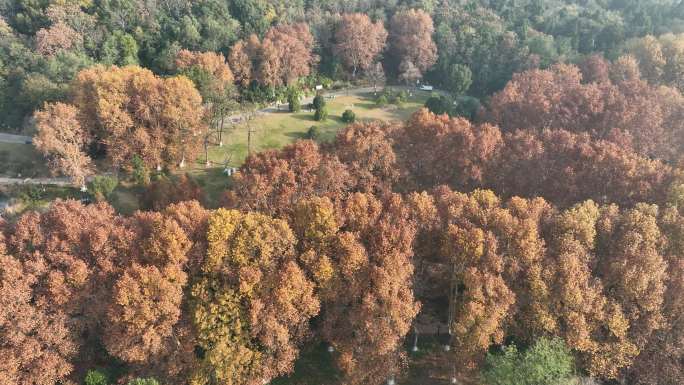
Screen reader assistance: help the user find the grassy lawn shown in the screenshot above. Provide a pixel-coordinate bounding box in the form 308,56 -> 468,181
204,91 -> 428,168
0,142 -> 48,177
184,90 -> 427,207
0,184 -> 83,217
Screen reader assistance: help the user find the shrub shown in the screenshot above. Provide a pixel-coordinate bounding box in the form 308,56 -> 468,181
287,87 -> 302,112
341,109 -> 356,123
288,93 -> 301,112
314,105 -> 328,121
452,96 -> 481,120
130,155 -> 150,186
376,95 -> 389,106
481,337 -> 575,385
313,94 -> 326,110
306,126 -> 321,140
84,370 -> 109,385
424,95 -> 454,116
88,175 -> 118,201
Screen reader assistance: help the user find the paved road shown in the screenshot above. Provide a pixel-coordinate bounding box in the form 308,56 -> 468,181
0,132 -> 32,144
0,177 -> 71,186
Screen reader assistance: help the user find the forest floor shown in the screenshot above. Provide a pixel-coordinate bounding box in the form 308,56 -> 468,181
269,337 -> 475,385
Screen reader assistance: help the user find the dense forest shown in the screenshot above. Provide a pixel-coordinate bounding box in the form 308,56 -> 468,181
1,1 -> 684,385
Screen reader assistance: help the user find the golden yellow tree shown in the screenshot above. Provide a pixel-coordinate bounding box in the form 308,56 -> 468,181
190,209 -> 319,385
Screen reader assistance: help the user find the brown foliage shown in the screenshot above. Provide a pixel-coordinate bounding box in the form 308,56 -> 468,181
231,24 -> 316,87
225,140 -> 350,216
487,62 -> 684,162
389,9 -> 437,74
333,120 -> 400,194
33,102 -> 93,185
69,65 -> 206,171
175,49 -> 234,95
228,39 -> 253,87
35,21 -> 82,56
394,109 -> 502,192
490,129 -> 673,207
1,200 -> 134,381
319,193 -> 420,385
334,13 -> 387,77
0,252 -> 76,385
260,23 -> 317,86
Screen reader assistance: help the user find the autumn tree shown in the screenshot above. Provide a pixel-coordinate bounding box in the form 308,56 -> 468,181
0,251 -> 76,385
225,140 -> 350,216
393,108 -> 502,192
487,62 -> 684,162
490,129 -> 673,207
388,9 -> 437,76
35,21 -> 82,56
174,49 -> 237,140
624,35 -> 667,85
333,120 -> 401,194
259,23 -> 317,87
334,13 -> 388,78
228,24 -> 316,88
175,49 -> 234,95
2,200 -> 135,377
33,102 -> 93,185
228,35 -> 261,87
406,188 -> 559,376
579,54 -> 611,84
190,209 -> 319,385
310,193 -> 420,385
34,65 -> 207,177
138,202 -> 212,382
629,200 -> 684,384
103,212 -> 191,365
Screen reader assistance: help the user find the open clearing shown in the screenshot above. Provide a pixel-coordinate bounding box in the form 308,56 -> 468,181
204,90 -> 428,167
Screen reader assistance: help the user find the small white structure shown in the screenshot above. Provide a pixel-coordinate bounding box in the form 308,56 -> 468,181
224,167 -> 238,176
419,84 -> 434,91
315,84 -> 323,90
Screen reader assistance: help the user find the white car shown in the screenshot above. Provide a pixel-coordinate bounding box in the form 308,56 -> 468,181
419,84 -> 434,91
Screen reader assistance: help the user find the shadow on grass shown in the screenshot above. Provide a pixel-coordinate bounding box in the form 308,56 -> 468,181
355,101 -> 379,110
285,131 -> 308,139
292,112 -> 317,122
